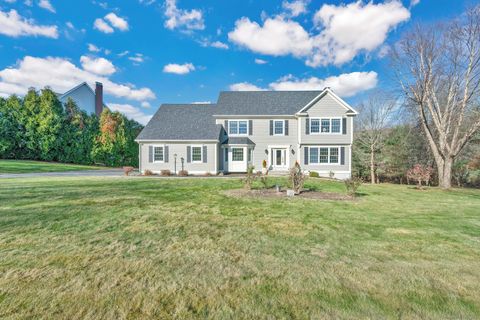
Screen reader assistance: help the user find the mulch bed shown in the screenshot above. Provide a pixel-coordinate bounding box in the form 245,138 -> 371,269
224,188 -> 354,201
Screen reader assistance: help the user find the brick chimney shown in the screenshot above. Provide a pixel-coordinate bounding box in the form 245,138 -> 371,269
95,82 -> 103,116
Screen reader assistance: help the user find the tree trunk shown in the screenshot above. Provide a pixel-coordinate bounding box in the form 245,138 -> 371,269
434,155 -> 453,189
440,157 -> 453,189
370,146 -> 375,184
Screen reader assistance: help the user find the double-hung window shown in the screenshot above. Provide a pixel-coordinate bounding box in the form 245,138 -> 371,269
191,146 -> 202,162
153,146 -> 164,162
229,120 -> 248,135
309,147 -> 340,164
310,118 -> 342,134
274,120 -> 284,135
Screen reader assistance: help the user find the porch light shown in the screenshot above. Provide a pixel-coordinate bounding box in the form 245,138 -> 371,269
264,149 -> 268,155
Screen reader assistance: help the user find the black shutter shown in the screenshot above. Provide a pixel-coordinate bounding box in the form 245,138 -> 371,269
304,147 -> 309,165
305,118 -> 310,135
342,118 -> 347,135
340,147 -> 345,165
164,146 -> 169,163
269,120 -> 273,135
149,146 -> 153,163
187,146 -> 191,163
285,120 -> 289,135
203,145 -> 207,163
249,120 -> 253,135
224,120 -> 228,133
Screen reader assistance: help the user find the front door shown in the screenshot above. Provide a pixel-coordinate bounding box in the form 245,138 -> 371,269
229,147 -> 247,172
272,148 -> 287,169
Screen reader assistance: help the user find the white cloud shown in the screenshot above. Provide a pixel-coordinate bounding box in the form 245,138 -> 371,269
109,103 -> 152,125
229,71 -> 377,97
94,12 -> 128,33
94,18 -> 113,33
228,16 -> 312,57
254,58 -> 268,64
80,56 -> 116,76
128,53 -> 144,63
210,41 -> 229,49
229,82 -> 265,91
377,44 -> 390,58
118,50 -> 130,57
163,63 -> 195,75
88,43 -> 101,52
38,0 -> 55,13
24,0 -> 32,6
0,56 -> 155,101
310,1 -> 410,66
104,13 -> 128,31
164,0 -> 204,31
410,0 -> 420,7
141,101 -> 151,108
0,9 -> 58,38
228,1 -> 410,67
282,0 -> 308,17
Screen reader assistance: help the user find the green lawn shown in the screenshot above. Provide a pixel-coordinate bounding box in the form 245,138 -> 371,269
0,160 -> 104,174
0,177 -> 479,319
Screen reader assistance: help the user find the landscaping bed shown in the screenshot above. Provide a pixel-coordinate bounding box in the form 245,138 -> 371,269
224,187 -> 354,200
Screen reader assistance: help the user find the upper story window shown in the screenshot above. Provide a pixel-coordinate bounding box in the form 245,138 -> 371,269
153,146 -> 164,162
229,120 -> 248,135
310,118 -> 342,134
274,120 -> 285,135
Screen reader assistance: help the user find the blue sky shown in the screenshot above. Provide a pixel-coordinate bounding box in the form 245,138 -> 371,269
0,0 -> 471,124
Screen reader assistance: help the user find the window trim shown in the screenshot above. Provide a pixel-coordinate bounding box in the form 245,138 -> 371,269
228,119 -> 249,136
273,119 -> 285,136
308,146 -> 341,165
153,145 -> 165,163
191,145 -> 203,163
309,117 -> 342,135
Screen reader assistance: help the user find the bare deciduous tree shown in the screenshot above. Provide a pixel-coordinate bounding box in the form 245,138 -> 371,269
392,6 -> 480,189
355,91 -> 396,184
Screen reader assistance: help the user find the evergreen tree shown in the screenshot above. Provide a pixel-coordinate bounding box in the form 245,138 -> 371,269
36,88 -> 64,161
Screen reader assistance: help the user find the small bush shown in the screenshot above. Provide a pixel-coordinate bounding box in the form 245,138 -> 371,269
406,164 -> 433,189
143,169 -> 154,176
259,175 -> 269,189
178,170 -> 188,176
344,177 -> 363,197
289,162 -> 307,194
123,166 -> 134,176
243,165 -> 257,190
160,170 -> 171,176
309,171 -> 319,178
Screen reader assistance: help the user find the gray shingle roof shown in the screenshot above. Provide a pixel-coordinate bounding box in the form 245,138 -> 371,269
136,104 -> 221,141
222,137 -> 255,145
216,91 -> 322,115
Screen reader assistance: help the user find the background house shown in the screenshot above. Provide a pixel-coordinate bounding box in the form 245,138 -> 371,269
58,82 -> 105,116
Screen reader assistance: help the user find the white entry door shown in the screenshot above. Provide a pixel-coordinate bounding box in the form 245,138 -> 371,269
272,148 -> 287,169
229,147 -> 247,172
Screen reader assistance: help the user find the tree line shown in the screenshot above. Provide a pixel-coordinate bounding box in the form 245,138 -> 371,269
0,87 -> 142,167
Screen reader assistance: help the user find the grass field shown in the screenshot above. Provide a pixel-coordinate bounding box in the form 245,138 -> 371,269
0,160 -> 104,174
0,177 -> 479,319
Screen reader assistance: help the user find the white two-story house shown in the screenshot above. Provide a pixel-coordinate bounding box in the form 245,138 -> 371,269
136,88 -> 357,179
